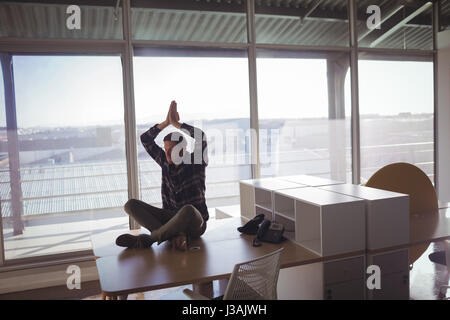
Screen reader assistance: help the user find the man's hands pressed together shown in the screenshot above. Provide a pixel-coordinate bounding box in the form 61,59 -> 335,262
158,100 -> 181,130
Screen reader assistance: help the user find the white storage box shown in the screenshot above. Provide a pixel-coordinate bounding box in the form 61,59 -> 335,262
320,184 -> 410,250
366,249 -> 410,300
239,178 -> 305,220
274,187 -> 366,256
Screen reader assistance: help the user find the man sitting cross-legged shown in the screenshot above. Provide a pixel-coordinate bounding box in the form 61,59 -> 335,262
116,100 -> 208,251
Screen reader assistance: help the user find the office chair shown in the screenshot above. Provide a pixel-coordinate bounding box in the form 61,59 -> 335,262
183,248 -> 284,300
365,162 -> 438,265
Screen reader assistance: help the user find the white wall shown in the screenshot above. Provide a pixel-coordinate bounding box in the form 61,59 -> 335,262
438,30 -> 450,202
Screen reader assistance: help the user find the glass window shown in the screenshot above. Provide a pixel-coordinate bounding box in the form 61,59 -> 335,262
359,59 -> 434,183
357,0 -> 433,50
1,55 -> 127,261
0,60 -> 6,154
255,0 -> 349,47
133,48 -> 251,211
131,0 -> 247,43
256,50 -> 352,182
0,0 -> 123,39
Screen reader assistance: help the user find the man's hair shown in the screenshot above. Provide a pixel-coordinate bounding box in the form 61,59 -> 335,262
163,132 -> 185,145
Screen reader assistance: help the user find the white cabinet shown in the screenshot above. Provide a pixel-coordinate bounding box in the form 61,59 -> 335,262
239,176 -> 413,300
366,249 -> 410,300
324,278 -> 366,300
324,255 -> 366,285
239,181 -> 255,220
277,255 -> 366,300
369,271 -> 409,300
318,184 -> 411,300
323,255 -> 366,300
239,178 -> 305,220
274,187 -> 366,256
320,184 -> 410,250
239,176 -> 371,300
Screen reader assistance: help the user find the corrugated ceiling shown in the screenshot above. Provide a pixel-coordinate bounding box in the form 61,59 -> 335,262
0,0 -> 442,49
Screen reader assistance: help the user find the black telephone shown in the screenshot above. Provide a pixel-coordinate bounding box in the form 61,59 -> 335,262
252,219 -> 285,247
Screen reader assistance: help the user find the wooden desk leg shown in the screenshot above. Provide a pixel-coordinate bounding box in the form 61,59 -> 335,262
193,281 -> 214,299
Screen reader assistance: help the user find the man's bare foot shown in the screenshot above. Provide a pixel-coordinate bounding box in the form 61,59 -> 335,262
171,234 -> 187,251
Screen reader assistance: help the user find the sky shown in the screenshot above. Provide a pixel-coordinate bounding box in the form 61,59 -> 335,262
0,55 -> 434,129
358,60 -> 433,116
133,57 -> 250,123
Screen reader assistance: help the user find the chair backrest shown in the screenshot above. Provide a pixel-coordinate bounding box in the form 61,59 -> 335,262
223,248 -> 283,300
365,162 -> 438,264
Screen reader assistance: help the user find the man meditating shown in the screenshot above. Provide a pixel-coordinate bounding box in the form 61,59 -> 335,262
116,100 -> 208,251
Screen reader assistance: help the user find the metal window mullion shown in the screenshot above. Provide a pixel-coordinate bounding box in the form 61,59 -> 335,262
122,0 -> 140,229
0,38 -> 126,54
0,201 -> 4,266
357,46 -> 435,56
349,0 -> 361,184
247,0 -> 260,179
131,39 -> 250,49
255,43 -> 351,52
432,0 -> 439,193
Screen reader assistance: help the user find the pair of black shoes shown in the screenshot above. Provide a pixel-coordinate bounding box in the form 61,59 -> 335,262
115,233 -> 154,249
237,214 -> 265,235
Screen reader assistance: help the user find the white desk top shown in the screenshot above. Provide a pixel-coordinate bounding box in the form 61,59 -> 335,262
240,177 -> 306,190
275,187 -> 365,206
319,184 -> 409,201
280,174 -> 344,187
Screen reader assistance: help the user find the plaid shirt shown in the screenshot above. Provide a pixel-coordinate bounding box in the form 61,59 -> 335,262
140,122 -> 209,222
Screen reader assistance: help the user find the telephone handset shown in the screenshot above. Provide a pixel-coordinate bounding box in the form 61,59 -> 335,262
252,219 -> 285,247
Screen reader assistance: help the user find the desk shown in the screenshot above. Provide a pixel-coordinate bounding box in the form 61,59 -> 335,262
94,217 -> 367,298
411,208 -> 450,245
93,209 -> 450,300
365,207 -> 450,255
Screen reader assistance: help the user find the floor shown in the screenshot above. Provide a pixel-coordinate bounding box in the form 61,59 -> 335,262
410,241 -> 449,300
